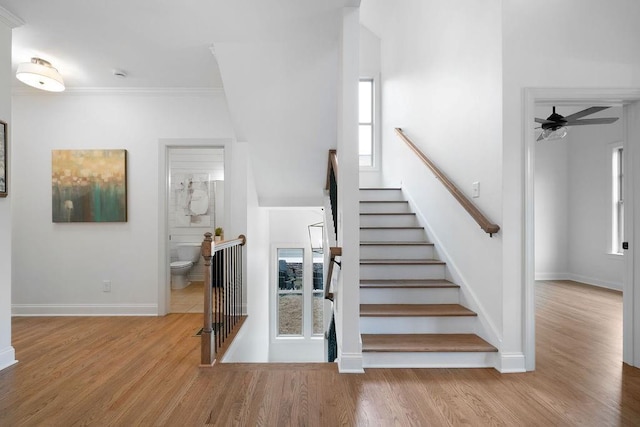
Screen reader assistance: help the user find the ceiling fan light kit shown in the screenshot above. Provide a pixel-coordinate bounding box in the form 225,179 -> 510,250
16,57 -> 65,92
535,106 -> 619,141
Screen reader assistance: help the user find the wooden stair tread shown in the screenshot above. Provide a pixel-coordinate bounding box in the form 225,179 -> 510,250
360,279 -> 459,289
360,226 -> 423,230
360,304 -> 476,317
361,241 -> 433,246
360,212 -> 415,216
360,259 -> 445,265
361,334 -> 497,353
360,188 -> 402,190
360,200 -> 408,203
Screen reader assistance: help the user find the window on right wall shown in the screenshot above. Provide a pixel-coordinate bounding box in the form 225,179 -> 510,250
359,79 -> 374,168
611,144 -> 624,255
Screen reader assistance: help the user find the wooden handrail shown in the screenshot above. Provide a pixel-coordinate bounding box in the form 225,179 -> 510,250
325,246 -> 341,301
395,128 -> 500,237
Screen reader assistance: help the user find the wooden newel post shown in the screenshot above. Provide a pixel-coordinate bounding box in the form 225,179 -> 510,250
201,232 -> 214,366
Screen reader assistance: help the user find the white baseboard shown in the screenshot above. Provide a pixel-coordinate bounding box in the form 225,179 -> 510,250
535,272 -> 569,281
12,304 -> 158,316
337,351 -> 364,373
498,352 -> 526,373
0,346 -> 17,371
535,273 -> 622,292
568,274 -> 623,292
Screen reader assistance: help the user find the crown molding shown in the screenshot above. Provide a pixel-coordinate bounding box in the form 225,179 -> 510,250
0,6 -> 24,28
12,86 -> 225,96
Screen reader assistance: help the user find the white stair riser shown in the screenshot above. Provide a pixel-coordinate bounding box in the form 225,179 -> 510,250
362,351 -> 497,369
360,316 -> 476,334
360,190 -> 404,201
360,263 -> 445,280
361,244 -> 434,260
360,202 -> 411,214
360,214 -> 418,227
360,228 -> 426,242
360,287 -> 459,304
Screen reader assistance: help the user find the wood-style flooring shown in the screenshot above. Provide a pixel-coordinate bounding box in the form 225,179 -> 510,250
2,280 -> 640,426
171,281 -> 204,313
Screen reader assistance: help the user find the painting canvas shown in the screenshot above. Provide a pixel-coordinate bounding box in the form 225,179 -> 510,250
0,121 -> 6,197
171,173 -> 212,227
52,149 -> 127,222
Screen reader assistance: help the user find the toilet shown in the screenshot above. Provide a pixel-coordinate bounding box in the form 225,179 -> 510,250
170,243 -> 201,289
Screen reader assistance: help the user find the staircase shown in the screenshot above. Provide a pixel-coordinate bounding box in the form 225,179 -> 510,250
359,188 -> 497,368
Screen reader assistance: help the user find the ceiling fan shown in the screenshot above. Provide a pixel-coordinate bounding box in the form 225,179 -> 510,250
535,106 -> 619,141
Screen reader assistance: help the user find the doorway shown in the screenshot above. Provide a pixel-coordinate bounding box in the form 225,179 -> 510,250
157,139 -> 231,316
523,89 -> 640,370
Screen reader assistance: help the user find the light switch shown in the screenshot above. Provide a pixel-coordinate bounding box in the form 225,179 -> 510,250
472,182 -> 480,198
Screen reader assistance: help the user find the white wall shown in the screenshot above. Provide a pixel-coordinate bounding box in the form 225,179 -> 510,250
502,0 -> 640,367
0,21 -> 16,370
360,0 -> 504,346
221,142 -> 271,363
535,107 -> 624,290
567,108 -> 624,289
11,90 -> 234,315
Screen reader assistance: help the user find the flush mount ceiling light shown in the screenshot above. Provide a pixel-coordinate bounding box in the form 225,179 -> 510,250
16,57 -> 65,92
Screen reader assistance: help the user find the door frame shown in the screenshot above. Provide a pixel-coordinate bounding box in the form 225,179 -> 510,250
523,88 -> 640,370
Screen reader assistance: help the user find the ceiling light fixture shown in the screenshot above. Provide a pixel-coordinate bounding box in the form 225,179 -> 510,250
540,126 -> 568,141
16,57 -> 65,92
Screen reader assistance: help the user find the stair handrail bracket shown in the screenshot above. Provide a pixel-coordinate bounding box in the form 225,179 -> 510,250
200,232 -> 247,367
394,128 -> 500,237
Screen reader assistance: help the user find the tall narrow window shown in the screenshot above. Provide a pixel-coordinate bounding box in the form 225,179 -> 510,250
359,79 -> 374,167
277,248 -> 304,336
312,250 -> 324,336
612,146 -> 624,254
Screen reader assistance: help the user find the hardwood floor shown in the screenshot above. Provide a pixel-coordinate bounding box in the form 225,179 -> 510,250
171,281 -> 204,313
2,280 -> 640,425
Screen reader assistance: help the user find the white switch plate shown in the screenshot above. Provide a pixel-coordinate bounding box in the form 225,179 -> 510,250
472,181 -> 480,198
103,280 -> 111,292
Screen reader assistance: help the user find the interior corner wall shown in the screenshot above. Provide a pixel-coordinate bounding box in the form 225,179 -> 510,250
0,23 -> 16,370
502,0 -> 640,359
567,108 -> 624,290
362,0 -> 504,338
11,91 -> 233,315
222,142 -> 270,362
534,127 -> 570,279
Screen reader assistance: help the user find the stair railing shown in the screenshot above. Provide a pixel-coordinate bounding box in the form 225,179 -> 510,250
324,149 -> 341,300
200,232 -> 247,366
395,128 -> 500,237
325,149 -> 338,238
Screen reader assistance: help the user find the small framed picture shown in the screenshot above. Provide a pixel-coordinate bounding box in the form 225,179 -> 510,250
0,121 -> 6,198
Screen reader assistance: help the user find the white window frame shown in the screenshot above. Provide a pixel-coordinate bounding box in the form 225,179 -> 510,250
610,142 -> 625,255
359,77 -> 380,170
271,244 -> 324,342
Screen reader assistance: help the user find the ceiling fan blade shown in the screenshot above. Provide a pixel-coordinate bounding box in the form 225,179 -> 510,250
563,106 -> 610,121
565,117 -> 619,126
535,117 -> 553,124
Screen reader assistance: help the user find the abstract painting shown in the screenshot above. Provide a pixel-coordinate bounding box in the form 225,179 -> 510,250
52,149 -> 127,222
171,173 -> 212,227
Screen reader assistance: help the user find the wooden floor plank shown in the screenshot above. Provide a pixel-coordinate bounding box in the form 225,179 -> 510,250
1,280 -> 640,425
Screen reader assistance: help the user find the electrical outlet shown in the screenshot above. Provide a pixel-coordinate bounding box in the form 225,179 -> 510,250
103,280 -> 111,292
472,181 -> 480,198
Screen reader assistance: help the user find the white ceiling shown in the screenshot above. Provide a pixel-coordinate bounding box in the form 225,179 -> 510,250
1,0 -> 352,89
2,0 -> 356,206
